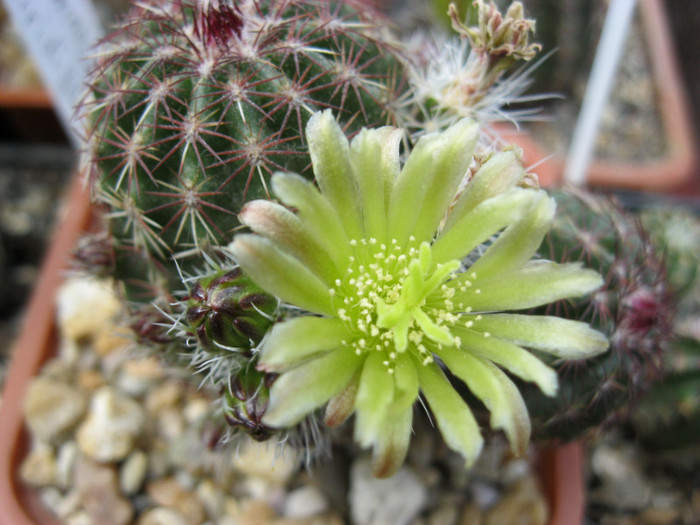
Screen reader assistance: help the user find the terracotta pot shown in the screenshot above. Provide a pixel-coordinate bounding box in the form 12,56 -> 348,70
501,0 -> 696,191
0,175 -> 586,524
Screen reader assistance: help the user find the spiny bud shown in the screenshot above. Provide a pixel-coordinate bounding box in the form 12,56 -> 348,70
185,268 -> 277,353
224,368 -> 277,442
449,0 -> 541,62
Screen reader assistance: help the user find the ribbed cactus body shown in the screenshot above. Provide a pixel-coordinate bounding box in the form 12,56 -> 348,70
520,189 -> 673,441
82,0 -> 406,300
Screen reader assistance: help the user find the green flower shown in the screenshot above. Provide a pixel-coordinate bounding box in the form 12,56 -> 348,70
229,110 -> 607,478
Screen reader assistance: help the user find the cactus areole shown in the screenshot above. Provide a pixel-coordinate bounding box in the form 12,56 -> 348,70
80,0 -> 406,299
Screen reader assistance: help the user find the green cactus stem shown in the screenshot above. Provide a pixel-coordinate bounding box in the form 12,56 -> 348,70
80,0 -> 407,303
519,188 -> 674,441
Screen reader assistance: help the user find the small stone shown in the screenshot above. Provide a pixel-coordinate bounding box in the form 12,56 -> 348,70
427,502 -> 459,525
74,456 -> 134,525
65,511 -> 94,525
501,458 -> 532,484
120,450 -> 149,495
196,479 -> 225,520
93,326 -> 132,356
20,444 -> 57,487
284,485 -> 329,519
55,489 -> 82,519
483,477 -> 548,525
117,357 -> 165,396
76,386 -> 144,462
24,376 -> 87,442
57,278 -> 121,343
236,500 -> 278,525
232,437 -> 300,486
147,477 -> 206,525
146,382 -> 183,413
77,369 -> 106,391
590,443 -> 651,510
349,456 -> 428,525
157,409 -> 185,440
458,503 -> 484,525
56,441 -> 79,489
470,480 -> 500,509
138,507 -> 189,525
183,397 -> 210,424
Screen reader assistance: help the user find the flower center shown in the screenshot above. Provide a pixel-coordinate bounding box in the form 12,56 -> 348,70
332,237 -> 465,373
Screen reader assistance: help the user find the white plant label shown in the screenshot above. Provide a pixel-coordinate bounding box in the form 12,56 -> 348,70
3,0 -> 104,146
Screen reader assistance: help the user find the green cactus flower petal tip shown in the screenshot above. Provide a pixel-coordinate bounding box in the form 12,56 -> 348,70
229,110 -> 608,478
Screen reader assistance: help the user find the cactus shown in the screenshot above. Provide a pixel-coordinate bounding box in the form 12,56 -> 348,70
76,0 -> 407,444
80,0 -> 407,303
517,188 -> 674,441
631,205 -> 700,450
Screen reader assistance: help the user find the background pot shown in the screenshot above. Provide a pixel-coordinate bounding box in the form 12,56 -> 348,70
504,0 -> 696,191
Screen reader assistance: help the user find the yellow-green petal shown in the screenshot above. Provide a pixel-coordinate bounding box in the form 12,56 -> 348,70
466,189 -> 555,281
349,126 -> 403,242
263,349 -> 363,428
443,150 -> 525,231
371,403 -> 413,478
455,261 -> 604,312
432,187 -> 534,265
259,317 -> 349,372
229,234 -> 334,316
239,199 -> 337,283
472,314 -> 609,359
453,326 -> 558,396
410,118 -> 479,242
438,346 -> 530,455
417,361 -> 484,467
271,172 -> 351,270
354,352 -> 395,447
306,110 -> 362,238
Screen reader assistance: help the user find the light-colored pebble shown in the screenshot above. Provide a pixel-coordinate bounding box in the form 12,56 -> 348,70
232,438 -> 300,486
349,456 -> 428,525
138,507 -> 189,525
65,510 -> 94,525
183,397 -> 210,424
117,357 -> 165,396
56,441 -> 79,489
157,408 -> 185,440
484,477 -> 548,525
77,369 -> 106,391
284,485 -> 329,519
427,502 -> 459,525
74,456 -> 134,525
120,450 -> 149,495
146,382 -> 183,413
591,444 -> 652,510
57,277 -> 121,343
24,376 -> 87,442
147,477 -> 207,525
20,444 -> 57,487
76,386 -> 144,462
458,503 -> 484,525
93,327 -> 132,356
196,478 -> 225,519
